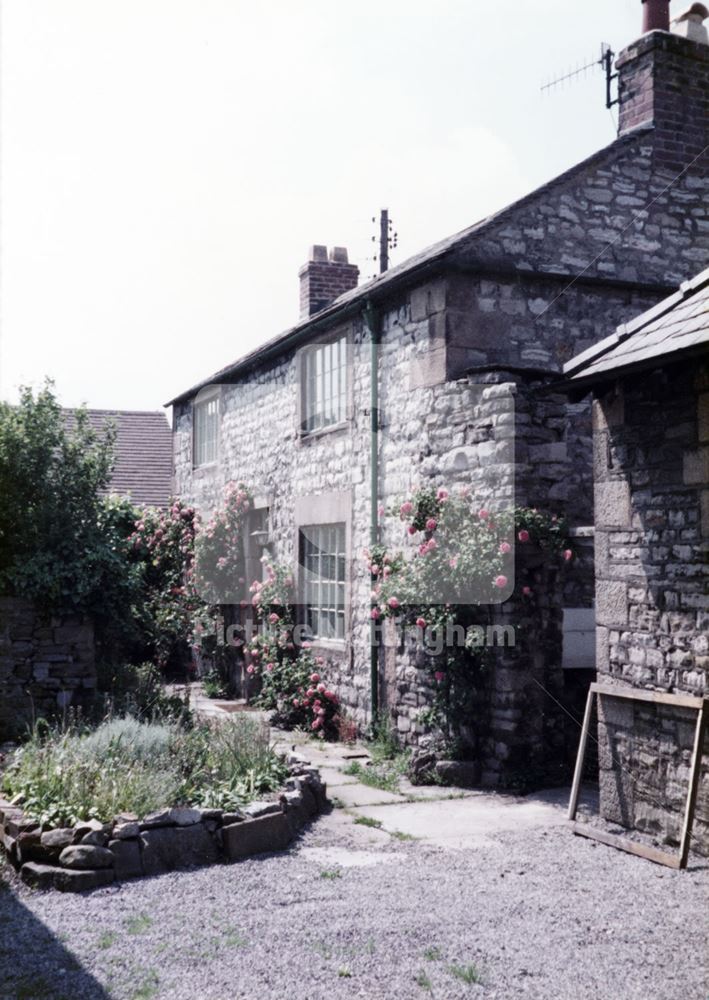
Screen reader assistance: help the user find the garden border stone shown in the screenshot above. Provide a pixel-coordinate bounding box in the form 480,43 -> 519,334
0,763 -> 328,893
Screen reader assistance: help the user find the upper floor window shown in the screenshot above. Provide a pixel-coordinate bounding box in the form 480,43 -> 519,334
194,395 -> 219,467
302,336 -> 347,434
300,522 -> 346,641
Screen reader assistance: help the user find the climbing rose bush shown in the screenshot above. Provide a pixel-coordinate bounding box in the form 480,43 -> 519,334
193,482 -> 252,604
368,486 -> 573,743
128,498 -> 202,668
246,559 -> 340,738
371,486 -> 573,617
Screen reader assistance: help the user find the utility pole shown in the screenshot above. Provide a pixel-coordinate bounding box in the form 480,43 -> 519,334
372,208 -> 397,275
379,208 -> 389,274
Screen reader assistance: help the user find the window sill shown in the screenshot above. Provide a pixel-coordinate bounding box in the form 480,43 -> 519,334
303,638 -> 347,654
193,461 -> 218,472
299,421 -> 349,443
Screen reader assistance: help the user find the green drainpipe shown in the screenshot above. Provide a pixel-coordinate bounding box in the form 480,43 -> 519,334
364,300 -> 380,724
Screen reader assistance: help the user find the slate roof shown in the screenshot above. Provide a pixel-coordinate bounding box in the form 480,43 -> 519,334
166,124 -> 656,407
63,409 -> 173,508
564,266 -> 709,386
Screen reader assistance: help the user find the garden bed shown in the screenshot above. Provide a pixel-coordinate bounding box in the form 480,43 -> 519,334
0,715 -> 327,892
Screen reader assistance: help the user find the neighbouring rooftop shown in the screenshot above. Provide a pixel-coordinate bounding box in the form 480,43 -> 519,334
63,409 -> 173,508
564,265 -> 709,386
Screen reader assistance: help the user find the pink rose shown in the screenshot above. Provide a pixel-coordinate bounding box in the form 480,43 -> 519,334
518,530 -> 530,543
317,683 -> 326,693
479,509 -> 489,520
311,719 -> 321,730
387,597 -> 400,610
325,690 -> 336,700
425,517 -> 437,532
317,707 -> 326,717
268,613 -> 280,624
563,549 -> 573,562
448,557 -> 458,569
434,671 -> 445,683
416,617 -> 426,629
266,662 -> 274,672
370,563 -> 380,576
310,672 -> 321,683
436,488 -> 448,501
371,607 -> 381,620
494,575 -> 508,589
499,541 -> 511,554
426,538 -> 437,552
315,657 -> 324,665
246,665 -> 255,674
306,688 -> 316,698
292,698 -> 300,707
408,525 -> 417,536
400,501 -> 414,517
522,586 -> 532,596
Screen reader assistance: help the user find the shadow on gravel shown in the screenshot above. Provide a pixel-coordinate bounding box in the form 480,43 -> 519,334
0,885 -> 109,1000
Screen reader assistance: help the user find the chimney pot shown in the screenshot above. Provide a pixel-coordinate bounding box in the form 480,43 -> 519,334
309,245 -> 328,262
642,0 -> 671,33
329,247 -> 349,264
672,3 -> 709,43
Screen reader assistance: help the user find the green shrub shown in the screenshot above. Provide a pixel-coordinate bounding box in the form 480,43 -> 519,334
2,713 -> 288,824
95,662 -> 190,723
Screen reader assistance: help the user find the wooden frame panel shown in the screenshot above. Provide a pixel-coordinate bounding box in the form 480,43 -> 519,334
568,683 -> 708,870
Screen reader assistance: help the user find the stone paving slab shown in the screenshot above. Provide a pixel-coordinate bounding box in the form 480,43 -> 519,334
347,787 -> 591,849
327,783 -> 408,808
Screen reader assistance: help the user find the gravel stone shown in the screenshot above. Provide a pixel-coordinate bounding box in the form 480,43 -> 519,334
3,820 -> 706,1000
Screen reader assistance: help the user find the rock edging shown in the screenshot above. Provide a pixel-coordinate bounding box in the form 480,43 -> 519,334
0,751 -> 326,892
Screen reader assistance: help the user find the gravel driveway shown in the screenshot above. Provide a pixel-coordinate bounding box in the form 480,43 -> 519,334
1,806 -> 707,1000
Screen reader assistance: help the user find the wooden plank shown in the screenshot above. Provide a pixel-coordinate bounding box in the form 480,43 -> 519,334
590,683 -> 704,711
571,822 -> 682,870
567,687 -> 595,821
678,702 -> 708,869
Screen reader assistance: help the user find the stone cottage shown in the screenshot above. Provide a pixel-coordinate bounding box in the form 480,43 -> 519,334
565,265 -> 708,853
168,6 -> 709,784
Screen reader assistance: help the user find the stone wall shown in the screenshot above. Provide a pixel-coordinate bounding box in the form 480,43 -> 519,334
593,359 -> 709,854
0,598 -> 95,740
0,753 -> 327,892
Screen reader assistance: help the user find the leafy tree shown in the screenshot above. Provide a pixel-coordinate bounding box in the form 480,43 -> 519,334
0,381 -> 116,609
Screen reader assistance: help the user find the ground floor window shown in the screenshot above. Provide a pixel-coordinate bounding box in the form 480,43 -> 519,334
300,522 -> 346,641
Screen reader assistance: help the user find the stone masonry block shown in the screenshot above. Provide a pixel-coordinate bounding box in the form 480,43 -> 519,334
594,480 -> 631,529
699,393 -> 709,443
701,491 -> 709,539
596,580 -> 628,627
683,447 -> 709,486
222,813 -> 293,861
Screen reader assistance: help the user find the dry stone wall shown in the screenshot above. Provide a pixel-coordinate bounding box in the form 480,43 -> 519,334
0,598 -> 95,740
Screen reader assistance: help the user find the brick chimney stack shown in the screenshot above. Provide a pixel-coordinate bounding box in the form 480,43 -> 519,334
299,246 -> 359,319
617,2 -> 709,168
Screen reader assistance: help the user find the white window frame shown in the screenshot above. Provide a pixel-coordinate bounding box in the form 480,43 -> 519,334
301,335 -> 348,435
300,522 -> 346,641
193,393 -> 219,467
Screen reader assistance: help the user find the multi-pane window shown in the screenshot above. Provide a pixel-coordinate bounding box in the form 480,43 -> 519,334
300,523 -> 346,641
193,396 -> 219,466
302,336 -> 347,434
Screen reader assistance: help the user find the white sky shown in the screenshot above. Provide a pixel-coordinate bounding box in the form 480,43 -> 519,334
1,0 -> 650,411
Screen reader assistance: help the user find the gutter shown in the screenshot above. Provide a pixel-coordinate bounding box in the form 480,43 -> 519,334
363,299 -> 381,724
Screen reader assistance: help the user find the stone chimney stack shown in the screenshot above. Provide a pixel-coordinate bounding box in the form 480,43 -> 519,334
617,2 -> 709,168
299,246 -> 359,319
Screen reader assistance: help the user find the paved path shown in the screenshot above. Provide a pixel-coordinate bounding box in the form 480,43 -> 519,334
273,732 -> 594,853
